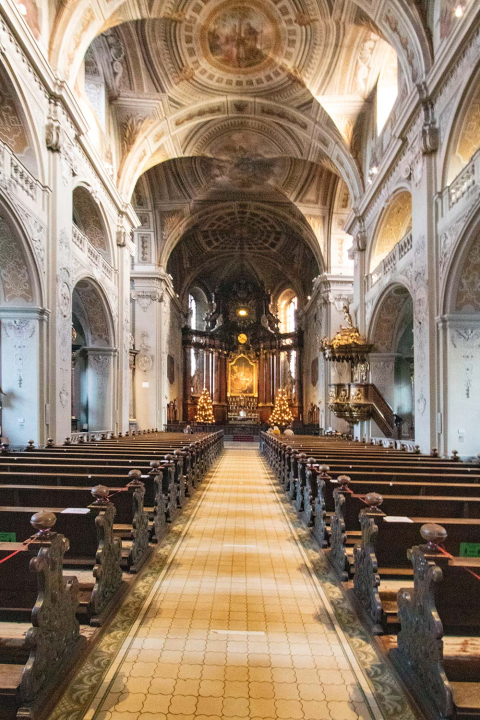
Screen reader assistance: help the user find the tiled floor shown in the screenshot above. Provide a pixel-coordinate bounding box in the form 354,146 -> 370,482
80,446 -> 396,720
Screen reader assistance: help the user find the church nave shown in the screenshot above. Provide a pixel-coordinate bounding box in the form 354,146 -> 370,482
52,446 -> 417,720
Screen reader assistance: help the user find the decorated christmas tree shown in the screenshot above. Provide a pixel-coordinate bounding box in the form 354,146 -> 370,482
269,388 -> 294,428
195,388 -> 215,424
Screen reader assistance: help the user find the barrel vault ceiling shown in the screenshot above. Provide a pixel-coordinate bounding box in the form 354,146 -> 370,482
78,0 -> 405,299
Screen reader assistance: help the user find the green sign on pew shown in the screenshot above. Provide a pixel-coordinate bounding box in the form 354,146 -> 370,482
0,532 -> 16,542
460,542 -> 480,557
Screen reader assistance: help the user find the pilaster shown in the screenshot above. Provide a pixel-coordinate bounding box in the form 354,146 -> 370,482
45,104 -> 75,443
411,137 -> 438,452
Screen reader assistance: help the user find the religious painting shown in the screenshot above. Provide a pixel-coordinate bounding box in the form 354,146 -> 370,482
228,354 -> 257,396
205,3 -> 277,72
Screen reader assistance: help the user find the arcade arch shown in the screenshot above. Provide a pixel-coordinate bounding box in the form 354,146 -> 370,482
72,186 -> 111,261
369,284 -> 414,439
0,199 -> 45,445
369,191 -> 412,273
441,212 -> 480,456
71,278 -> 116,434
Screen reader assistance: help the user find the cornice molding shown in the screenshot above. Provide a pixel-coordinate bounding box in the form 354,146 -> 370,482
0,0 -> 138,227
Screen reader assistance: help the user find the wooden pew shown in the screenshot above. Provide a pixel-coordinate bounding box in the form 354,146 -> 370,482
0,505 -> 123,626
331,489 -> 480,632
389,524 -> 480,720
0,512 -> 85,720
0,474 -> 152,573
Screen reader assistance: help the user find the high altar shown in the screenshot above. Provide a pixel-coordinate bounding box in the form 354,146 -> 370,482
183,279 -> 302,424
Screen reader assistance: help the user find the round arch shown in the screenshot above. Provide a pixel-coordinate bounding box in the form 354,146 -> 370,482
368,189 -> 412,273
71,277 -> 116,433
440,57 -> 480,189
0,194 -> 45,446
369,282 -> 414,439
439,206 -> 480,456
0,61 -> 44,181
0,192 -> 43,308
369,282 -> 413,351
188,285 -> 210,332
50,0 -> 431,93
72,184 -> 115,263
160,200 -> 324,271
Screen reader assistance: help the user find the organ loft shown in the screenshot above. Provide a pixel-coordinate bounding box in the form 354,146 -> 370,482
0,1 -> 480,719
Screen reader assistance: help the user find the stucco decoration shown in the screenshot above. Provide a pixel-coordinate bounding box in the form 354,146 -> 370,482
204,128 -> 283,160
4,319 -> 35,387
143,0 -> 322,99
0,216 -> 33,303
203,3 -> 279,72
455,234 -> 480,311
370,287 -> 411,353
370,191 -> 412,271
73,279 -> 112,347
72,187 -> 108,254
456,93 -> 480,165
0,73 -> 28,156
450,328 -> 480,399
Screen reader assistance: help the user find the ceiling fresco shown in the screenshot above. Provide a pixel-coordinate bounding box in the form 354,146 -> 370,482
75,0 -> 407,302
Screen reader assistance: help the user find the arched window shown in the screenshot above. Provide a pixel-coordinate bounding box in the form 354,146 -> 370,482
376,46 -> 398,135
188,294 -> 197,375
189,294 -> 197,331
286,296 -> 297,333
278,290 -> 297,333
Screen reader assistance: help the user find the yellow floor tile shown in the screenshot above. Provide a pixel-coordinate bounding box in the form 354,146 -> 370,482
83,448 -> 396,720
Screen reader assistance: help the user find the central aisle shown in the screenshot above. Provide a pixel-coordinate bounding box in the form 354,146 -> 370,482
83,447 -> 401,720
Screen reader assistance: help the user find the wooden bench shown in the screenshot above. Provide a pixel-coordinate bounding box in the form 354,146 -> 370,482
0,514 -> 85,720
390,525 -> 480,720
0,505 -> 123,626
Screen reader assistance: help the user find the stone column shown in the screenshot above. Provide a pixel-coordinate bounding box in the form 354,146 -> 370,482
258,351 -> 266,405
317,274 -> 353,433
131,278 -> 162,430
184,342 -> 192,403
0,309 -> 47,445
45,108 -> 75,443
441,316 -> 480,456
408,100 -> 439,452
204,349 -> 211,394
349,229 -> 367,334
214,351 -> 221,403
81,347 -> 117,431
275,348 -> 281,393
129,350 -> 138,423
295,347 -> 302,418
116,231 -> 134,433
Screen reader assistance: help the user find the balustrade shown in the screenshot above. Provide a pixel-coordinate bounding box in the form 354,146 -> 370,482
0,139 -> 45,203
72,223 -> 115,282
368,231 -> 412,289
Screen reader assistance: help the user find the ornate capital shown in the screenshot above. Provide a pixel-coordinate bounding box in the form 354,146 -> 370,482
131,289 -> 163,311
45,120 -> 64,152
417,83 -> 439,155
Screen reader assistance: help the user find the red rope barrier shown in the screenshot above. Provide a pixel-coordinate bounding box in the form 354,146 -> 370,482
436,544 -> 480,582
0,536 -> 35,565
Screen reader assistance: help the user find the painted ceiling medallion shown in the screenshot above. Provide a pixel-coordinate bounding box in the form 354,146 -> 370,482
200,1 -> 280,74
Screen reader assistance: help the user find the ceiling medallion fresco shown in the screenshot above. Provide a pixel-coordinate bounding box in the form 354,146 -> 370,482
201,1 -> 280,74
169,0 -> 320,95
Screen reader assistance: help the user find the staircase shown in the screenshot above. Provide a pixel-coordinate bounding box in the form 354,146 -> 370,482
328,383 -> 395,437
367,384 -> 395,437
